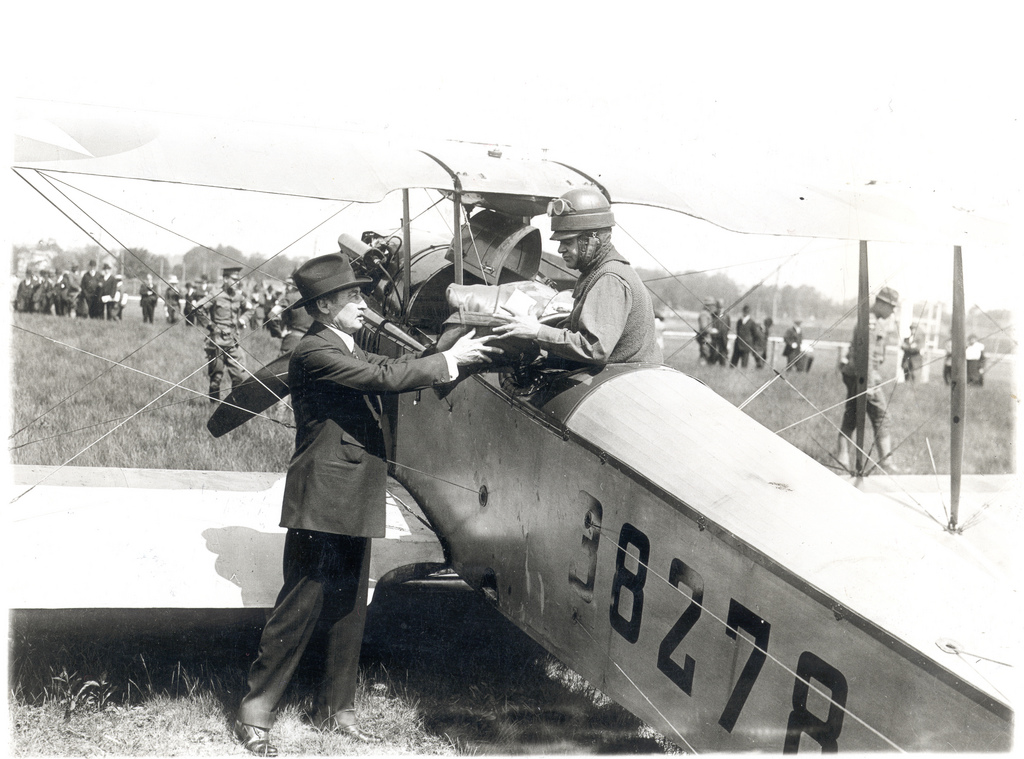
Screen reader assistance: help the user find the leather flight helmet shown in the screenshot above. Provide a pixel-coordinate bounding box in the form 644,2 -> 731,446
548,187 -> 615,240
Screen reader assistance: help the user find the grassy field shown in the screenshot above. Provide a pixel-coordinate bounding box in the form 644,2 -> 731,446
7,306 -> 1016,755
10,589 -> 667,756
660,323 -> 1017,475
9,311 -> 293,472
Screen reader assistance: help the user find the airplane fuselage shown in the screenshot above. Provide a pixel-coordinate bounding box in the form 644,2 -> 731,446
387,361 -> 1012,752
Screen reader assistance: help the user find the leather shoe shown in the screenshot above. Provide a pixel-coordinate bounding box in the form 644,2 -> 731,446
233,720 -> 278,757
333,724 -> 380,743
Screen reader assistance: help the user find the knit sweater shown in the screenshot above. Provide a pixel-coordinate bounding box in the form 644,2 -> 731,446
537,242 -> 662,365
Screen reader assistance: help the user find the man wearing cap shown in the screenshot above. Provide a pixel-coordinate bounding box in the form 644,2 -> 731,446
710,298 -> 730,366
233,254 -> 495,755
696,297 -> 716,364
164,276 -> 182,324
55,265 -> 77,317
201,266 -> 249,403
492,187 -> 661,366
270,275 -> 313,356
837,286 -> 900,473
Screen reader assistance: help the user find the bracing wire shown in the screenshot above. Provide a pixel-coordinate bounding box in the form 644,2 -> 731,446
586,524 -> 908,752
925,438 -> 951,526
11,168 -> 358,436
570,618 -> 699,753
9,323 -> 294,445
630,240 -> 952,522
11,175 -> 488,501
9,397 -> 199,452
37,170 -> 289,288
11,356 -> 218,503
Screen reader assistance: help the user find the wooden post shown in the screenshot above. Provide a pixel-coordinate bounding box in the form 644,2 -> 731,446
402,189 -> 412,312
854,241 -> 870,476
453,192 -> 463,285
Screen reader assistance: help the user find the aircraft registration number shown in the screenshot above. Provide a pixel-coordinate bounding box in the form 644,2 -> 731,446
581,519 -> 851,752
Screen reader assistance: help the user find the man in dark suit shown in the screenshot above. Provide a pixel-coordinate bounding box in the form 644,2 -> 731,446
233,254 -> 496,755
730,304 -> 757,368
98,263 -> 118,319
80,260 -> 102,318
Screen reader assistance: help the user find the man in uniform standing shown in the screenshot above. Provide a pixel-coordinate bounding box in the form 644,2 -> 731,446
270,275 -> 314,356
54,266 -> 73,316
164,276 -> 183,323
710,298 -> 730,366
232,253 -> 497,755
201,266 -> 250,403
837,286 -> 899,473
696,297 -> 716,364
64,264 -> 81,317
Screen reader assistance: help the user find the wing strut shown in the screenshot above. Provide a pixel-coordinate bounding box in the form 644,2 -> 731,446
853,240 -> 870,475
949,245 -> 965,530
453,192 -> 463,284
417,150 -> 464,285
402,189 -> 412,309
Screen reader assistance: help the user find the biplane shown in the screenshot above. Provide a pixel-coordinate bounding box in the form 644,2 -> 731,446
10,101 -> 1017,752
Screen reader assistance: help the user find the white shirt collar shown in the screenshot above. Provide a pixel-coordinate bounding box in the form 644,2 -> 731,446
325,324 -> 356,352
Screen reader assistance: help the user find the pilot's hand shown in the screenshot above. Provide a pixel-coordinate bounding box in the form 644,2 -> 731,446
445,329 -> 502,366
491,315 -> 542,341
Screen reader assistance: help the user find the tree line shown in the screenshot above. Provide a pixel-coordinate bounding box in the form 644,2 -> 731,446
11,241 -> 301,286
12,241 -> 1014,353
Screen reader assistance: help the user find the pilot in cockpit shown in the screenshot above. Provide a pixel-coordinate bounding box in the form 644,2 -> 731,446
491,187 -> 662,368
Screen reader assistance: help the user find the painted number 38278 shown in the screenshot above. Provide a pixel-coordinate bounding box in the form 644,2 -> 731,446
601,521 -> 850,752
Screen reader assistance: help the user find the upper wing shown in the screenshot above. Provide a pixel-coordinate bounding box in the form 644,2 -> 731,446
14,99 -> 1017,245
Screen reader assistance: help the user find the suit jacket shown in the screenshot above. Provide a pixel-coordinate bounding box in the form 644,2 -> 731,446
80,270 -> 99,296
782,325 -> 802,357
281,321 -> 452,537
99,274 -> 117,300
734,315 -> 757,349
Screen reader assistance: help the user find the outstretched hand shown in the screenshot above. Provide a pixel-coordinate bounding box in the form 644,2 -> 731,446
445,329 -> 502,366
490,315 -> 542,341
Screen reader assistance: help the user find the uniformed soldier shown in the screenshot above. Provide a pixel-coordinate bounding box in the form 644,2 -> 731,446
164,275 -> 182,323
202,266 -> 250,403
837,286 -> 899,473
269,275 -> 314,356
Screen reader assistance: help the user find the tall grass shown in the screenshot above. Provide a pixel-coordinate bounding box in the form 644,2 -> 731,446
11,312 -> 1015,475
9,589 -> 675,755
661,329 -> 1016,475
10,310 -> 293,471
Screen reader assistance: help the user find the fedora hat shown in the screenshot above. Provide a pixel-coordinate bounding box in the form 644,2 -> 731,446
292,254 -> 371,308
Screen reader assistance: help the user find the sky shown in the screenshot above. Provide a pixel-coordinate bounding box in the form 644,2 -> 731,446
5,2 -> 1022,312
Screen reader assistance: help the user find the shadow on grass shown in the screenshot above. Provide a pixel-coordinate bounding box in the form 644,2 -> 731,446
9,584 -> 674,754
362,582 -> 668,754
